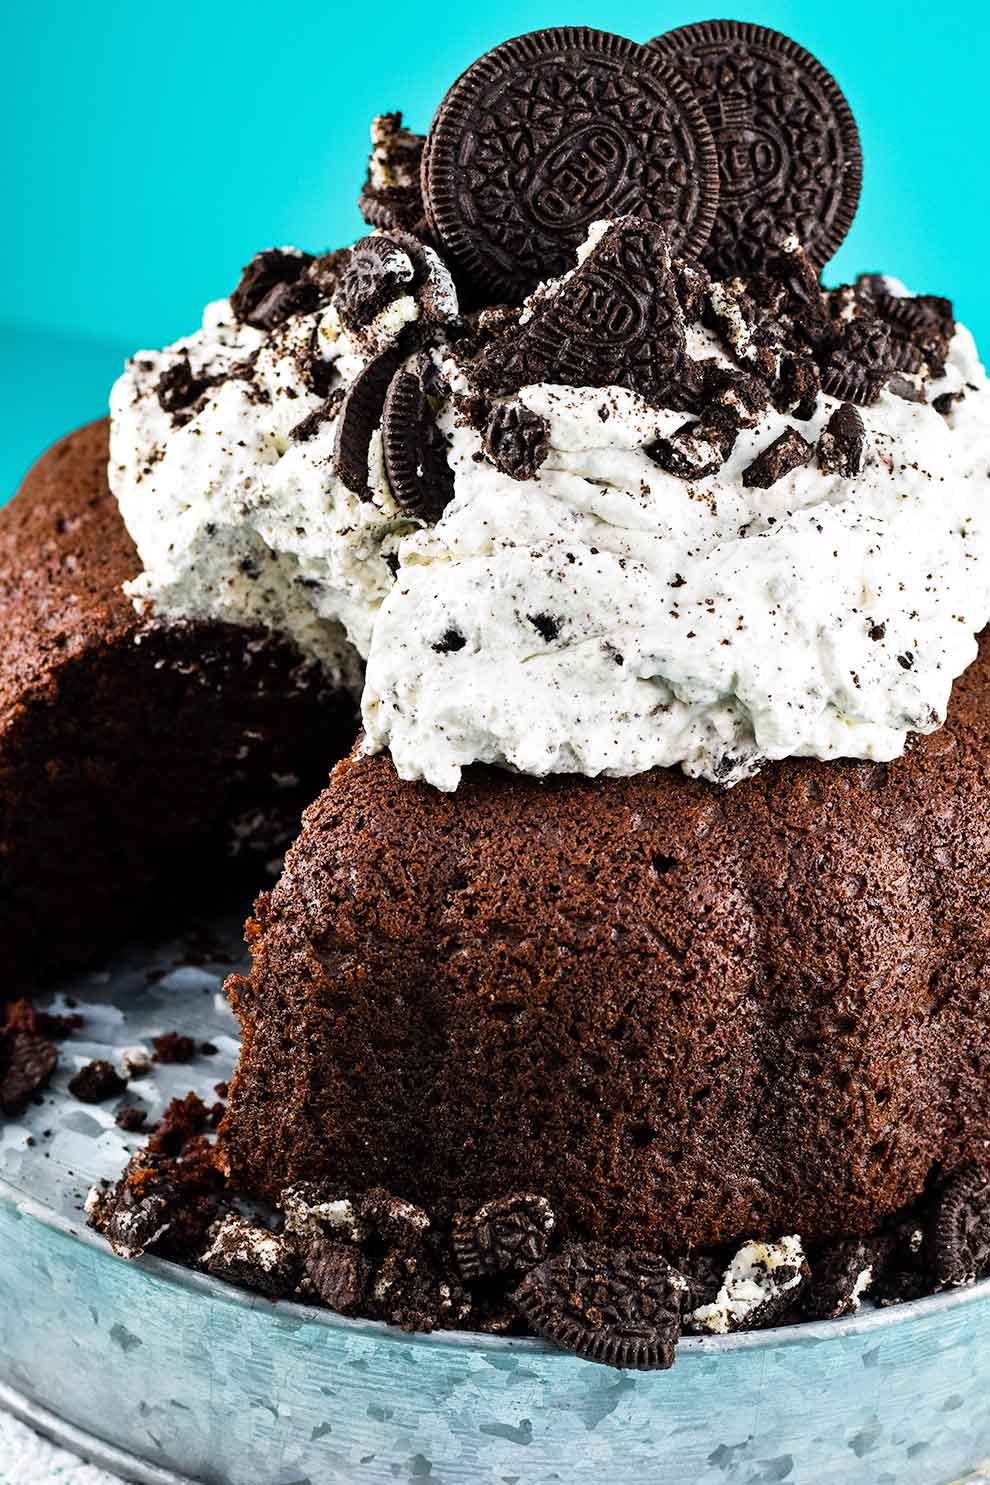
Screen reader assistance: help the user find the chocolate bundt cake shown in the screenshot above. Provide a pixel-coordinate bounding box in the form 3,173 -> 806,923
0,420 -> 355,985
218,644 -> 990,1253
85,21 -> 990,1368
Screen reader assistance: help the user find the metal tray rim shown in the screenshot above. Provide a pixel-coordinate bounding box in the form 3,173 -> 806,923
0,1376 -> 195,1485
8,1170 -> 990,1362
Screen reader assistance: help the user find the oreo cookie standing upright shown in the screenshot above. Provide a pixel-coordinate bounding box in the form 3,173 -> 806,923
650,21 -> 862,278
422,27 -> 720,303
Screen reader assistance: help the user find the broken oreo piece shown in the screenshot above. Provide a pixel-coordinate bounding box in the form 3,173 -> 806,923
358,113 -> 428,234
68,1059 -> 127,1104
646,419 -> 736,480
452,1194 -> 556,1281
742,427 -> 814,488
332,235 -> 416,335
230,248 -> 317,329
0,1002 -> 59,1116
201,1214 -> 301,1300
483,404 -> 550,480
423,27 -> 719,303
511,1242 -> 687,1370
156,355 -> 214,422
304,1236 -> 371,1315
650,21 -> 862,278
389,232 -> 460,330
817,402 -> 867,477
704,370 -> 769,434
929,1167 -> 990,1287
803,1239 -> 878,1320
690,1236 -> 808,1333
820,318 -> 896,405
773,354 -> 821,420
95,1181 -> 173,1260
476,217 -> 688,404
334,346 -> 404,498
381,361 -> 455,521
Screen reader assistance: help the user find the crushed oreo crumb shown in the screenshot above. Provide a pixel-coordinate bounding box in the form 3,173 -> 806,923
483,403 -> 550,480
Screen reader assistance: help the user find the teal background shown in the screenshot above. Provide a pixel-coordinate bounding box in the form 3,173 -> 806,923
1,0 -> 987,497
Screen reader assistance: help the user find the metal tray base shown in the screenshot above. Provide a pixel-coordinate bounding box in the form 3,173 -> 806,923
2,915 -> 990,1484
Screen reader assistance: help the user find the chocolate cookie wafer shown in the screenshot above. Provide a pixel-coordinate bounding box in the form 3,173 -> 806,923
650,21 -> 861,277
422,27 -> 719,303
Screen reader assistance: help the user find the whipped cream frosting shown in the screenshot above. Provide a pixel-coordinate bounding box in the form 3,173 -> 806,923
109,247 -> 433,692
363,304 -> 990,788
110,230 -> 990,791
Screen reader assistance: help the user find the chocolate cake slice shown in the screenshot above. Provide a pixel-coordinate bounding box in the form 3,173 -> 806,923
0,420 -> 356,987
219,637 -> 990,1255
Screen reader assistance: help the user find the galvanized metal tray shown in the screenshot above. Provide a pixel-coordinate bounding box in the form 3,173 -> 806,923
2,917 -> 989,1484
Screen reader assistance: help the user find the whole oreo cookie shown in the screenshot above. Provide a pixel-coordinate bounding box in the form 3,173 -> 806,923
381,360 -> 455,521
650,21 -> 862,277
511,1242 -> 687,1370
422,27 -> 719,303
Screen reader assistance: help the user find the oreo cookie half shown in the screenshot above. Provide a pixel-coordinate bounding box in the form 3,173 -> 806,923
423,27 -> 719,303
333,346 -> 404,497
381,360 -> 455,521
650,22 -> 862,277
511,1242 -> 688,1370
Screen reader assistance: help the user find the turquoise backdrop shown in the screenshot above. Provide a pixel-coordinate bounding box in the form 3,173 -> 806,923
1,0 -> 986,495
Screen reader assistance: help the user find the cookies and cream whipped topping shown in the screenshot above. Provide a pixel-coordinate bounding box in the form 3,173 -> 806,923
109,234 -> 457,691
110,168 -> 990,790
364,296 -> 990,788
